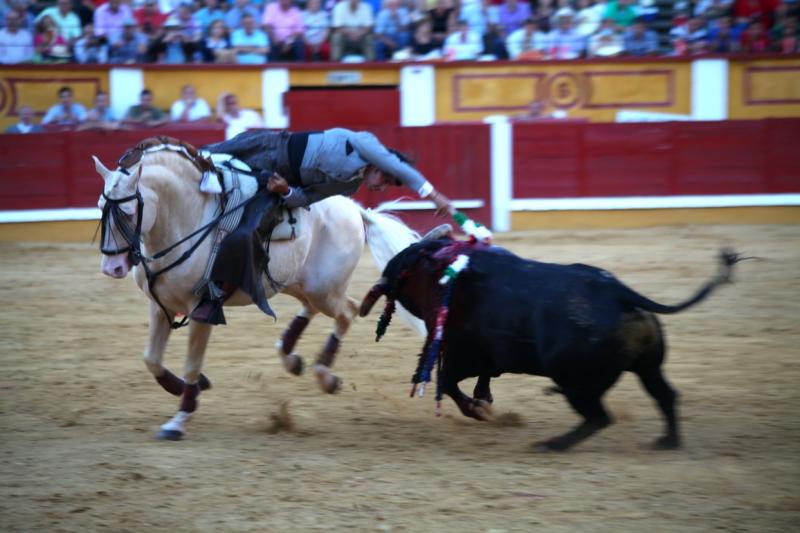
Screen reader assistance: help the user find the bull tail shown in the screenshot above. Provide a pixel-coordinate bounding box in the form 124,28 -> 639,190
619,248 -> 751,315
358,204 -> 426,336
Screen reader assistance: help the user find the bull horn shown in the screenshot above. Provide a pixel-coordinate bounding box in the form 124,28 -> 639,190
421,223 -> 453,241
92,155 -> 112,182
359,279 -> 386,317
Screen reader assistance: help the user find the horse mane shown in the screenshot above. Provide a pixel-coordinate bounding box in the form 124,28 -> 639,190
118,136 -> 214,182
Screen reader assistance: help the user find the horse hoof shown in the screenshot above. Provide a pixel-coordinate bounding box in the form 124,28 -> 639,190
198,374 -> 212,391
313,365 -> 341,394
282,353 -> 304,376
156,429 -> 184,441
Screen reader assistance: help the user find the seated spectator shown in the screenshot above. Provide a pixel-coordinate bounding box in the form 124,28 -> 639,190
514,99 -> 567,121
225,0 -> 261,32
604,0 -> 639,28
374,0 -> 411,61
5,105 -> 42,133
202,19 -> 235,63
733,0 -> 779,29
123,88 -> 168,128
42,86 -> 87,126
170,84 -> 211,123
33,15 -> 71,62
775,18 -> 799,52
94,0 -> 134,45
133,0 -> 167,41
706,15 -> 741,52
443,17 -> 482,59
0,10 -> 34,63
216,92 -> 264,139
670,15 -> 708,54
35,0 -> 81,46
574,0 -> 603,37
739,19 -> 771,52
78,90 -> 118,131
149,14 -> 200,64
331,0 -> 375,61
6,0 -> 35,33
263,0 -> 305,61
460,0 -> 503,59
428,0 -> 456,49
623,16 -> 658,55
175,4 -> 203,56
588,16 -> 624,56
497,0 -> 531,40
409,17 -> 442,59
302,0 -> 331,61
408,0 -> 431,27
109,19 -> 148,63
195,0 -> 225,35
533,0 -> 556,33
230,13 -> 269,63
694,0 -> 734,18
770,12 -> 798,43
74,23 -> 109,63
505,17 -> 548,59
548,7 -> 585,58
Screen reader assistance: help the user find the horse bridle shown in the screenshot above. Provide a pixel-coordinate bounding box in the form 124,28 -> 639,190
99,169 -> 256,330
100,189 -> 145,265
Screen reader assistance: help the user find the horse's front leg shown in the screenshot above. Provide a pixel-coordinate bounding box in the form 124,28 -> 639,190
156,319 -> 213,441
144,302 -> 211,396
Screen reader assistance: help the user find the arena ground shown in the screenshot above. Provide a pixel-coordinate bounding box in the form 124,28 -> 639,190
1,223 -> 798,532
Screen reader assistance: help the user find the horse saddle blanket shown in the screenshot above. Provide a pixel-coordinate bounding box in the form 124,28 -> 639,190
200,152 -> 302,241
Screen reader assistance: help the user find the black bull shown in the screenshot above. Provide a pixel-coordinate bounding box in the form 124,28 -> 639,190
359,239 -> 744,452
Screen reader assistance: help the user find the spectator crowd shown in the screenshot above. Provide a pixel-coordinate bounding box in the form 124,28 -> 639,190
0,0 -> 797,64
4,83 -> 263,133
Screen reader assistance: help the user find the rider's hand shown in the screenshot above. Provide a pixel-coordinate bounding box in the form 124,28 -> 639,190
429,190 -> 455,218
267,173 -> 290,195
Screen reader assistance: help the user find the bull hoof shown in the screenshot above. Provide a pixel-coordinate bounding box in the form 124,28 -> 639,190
198,373 -> 212,391
313,365 -> 341,394
156,429 -> 184,441
533,438 -> 569,453
651,435 -> 681,450
471,400 -> 493,421
281,353 -> 304,376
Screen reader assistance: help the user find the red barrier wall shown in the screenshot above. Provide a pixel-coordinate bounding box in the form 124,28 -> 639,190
285,88 -> 400,130
0,126 -> 225,211
0,123 -> 492,231
513,118 -> 800,198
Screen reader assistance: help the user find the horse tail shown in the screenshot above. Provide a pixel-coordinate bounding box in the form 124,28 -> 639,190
358,204 -> 426,336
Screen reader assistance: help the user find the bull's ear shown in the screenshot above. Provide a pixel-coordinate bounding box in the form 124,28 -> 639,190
93,155 -> 112,183
359,279 -> 386,317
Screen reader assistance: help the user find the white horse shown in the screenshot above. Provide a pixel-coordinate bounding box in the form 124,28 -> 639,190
94,138 -> 421,440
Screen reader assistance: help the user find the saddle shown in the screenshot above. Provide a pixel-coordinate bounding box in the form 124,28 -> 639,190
190,152 -> 302,325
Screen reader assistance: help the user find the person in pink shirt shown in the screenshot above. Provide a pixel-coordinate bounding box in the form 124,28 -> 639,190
262,0 -> 305,61
94,0 -> 134,44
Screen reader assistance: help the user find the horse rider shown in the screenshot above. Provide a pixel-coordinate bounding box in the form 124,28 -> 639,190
192,128 -> 455,324
203,127 -> 455,215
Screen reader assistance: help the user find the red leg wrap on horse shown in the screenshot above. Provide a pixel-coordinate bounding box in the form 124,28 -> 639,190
281,315 -> 310,354
316,334 -> 340,368
180,382 -> 201,413
156,369 -> 185,396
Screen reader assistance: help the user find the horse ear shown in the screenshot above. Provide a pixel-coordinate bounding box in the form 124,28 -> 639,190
92,155 -> 111,182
